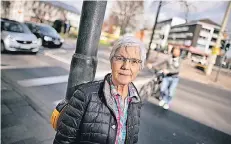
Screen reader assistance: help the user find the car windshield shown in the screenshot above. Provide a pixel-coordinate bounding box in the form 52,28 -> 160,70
39,25 -> 58,36
1,21 -> 31,34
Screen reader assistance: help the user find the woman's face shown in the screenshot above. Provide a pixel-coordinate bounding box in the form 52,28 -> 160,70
111,46 -> 141,85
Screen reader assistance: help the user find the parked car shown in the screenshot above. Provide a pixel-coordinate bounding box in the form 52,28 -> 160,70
191,54 -> 207,65
1,18 -> 40,53
25,22 -> 64,48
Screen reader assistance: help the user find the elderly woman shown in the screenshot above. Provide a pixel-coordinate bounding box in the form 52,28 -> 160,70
53,36 -> 146,144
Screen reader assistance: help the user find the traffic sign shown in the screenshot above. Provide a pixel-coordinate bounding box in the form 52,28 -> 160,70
212,47 -> 220,55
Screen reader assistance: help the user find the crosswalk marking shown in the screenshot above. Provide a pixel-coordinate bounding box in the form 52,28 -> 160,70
17,75 -> 69,87
17,70 -> 111,87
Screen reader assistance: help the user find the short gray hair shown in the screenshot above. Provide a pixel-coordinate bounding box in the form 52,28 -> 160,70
109,36 -> 146,69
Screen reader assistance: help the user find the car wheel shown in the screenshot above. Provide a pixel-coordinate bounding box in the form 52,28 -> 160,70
58,44 -> 63,48
1,41 -> 6,53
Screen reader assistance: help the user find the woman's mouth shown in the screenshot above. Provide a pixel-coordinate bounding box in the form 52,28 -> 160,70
119,73 -> 130,76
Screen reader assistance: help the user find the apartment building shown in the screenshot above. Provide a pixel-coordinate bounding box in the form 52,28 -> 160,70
168,19 -> 222,54
146,17 -> 186,50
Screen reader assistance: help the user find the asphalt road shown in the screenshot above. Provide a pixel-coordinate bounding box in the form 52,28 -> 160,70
1,44 -> 231,144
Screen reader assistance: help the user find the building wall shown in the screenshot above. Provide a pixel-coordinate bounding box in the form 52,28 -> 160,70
153,21 -> 172,48
152,17 -> 186,49
171,17 -> 186,26
197,22 -> 221,53
191,24 -> 202,47
1,0 -> 80,28
197,24 -> 214,52
168,24 -> 196,46
8,1 -> 25,22
168,22 -> 222,54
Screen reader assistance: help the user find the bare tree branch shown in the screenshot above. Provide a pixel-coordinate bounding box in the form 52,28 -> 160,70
110,1 -> 144,35
178,0 -> 196,22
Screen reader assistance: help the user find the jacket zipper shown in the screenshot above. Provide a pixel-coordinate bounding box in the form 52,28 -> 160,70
125,102 -> 131,144
106,104 -> 118,144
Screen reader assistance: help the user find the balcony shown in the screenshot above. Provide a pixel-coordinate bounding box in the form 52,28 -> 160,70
210,41 -> 216,46
212,34 -> 218,38
200,30 -> 210,37
197,38 -> 207,45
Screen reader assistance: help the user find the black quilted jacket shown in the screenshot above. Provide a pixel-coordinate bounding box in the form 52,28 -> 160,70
53,74 -> 142,144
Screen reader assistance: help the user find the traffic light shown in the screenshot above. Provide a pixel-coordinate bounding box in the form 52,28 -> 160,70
225,43 -> 230,52
221,40 -> 226,49
221,40 -> 230,52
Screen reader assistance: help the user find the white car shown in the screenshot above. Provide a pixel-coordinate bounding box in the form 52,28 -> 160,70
1,18 -> 40,54
191,54 -> 207,65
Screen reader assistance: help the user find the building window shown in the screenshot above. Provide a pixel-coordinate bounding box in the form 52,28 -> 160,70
202,28 -> 210,32
199,36 -> 207,39
214,29 -> 219,34
197,44 -> 206,48
170,26 -> 189,32
184,40 -> 192,46
211,37 -> 217,42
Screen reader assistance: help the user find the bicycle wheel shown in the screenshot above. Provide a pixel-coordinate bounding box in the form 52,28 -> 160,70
139,80 -> 155,102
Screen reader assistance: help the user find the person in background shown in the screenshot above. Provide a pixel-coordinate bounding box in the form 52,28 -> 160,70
53,36 -> 146,144
147,47 -> 181,110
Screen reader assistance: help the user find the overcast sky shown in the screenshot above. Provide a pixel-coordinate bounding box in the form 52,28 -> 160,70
145,1 -> 231,32
61,0 -> 230,31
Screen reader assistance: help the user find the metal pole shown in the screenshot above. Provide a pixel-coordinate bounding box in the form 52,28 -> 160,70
146,1 -> 162,60
65,1 -> 107,100
206,2 -> 231,75
214,55 -> 224,82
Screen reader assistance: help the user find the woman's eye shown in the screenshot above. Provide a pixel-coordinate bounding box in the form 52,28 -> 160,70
117,57 -> 123,61
131,59 -> 138,64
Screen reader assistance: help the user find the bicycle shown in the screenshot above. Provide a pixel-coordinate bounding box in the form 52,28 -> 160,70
139,69 -> 164,102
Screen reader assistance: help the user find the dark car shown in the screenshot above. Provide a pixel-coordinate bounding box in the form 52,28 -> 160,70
25,22 -> 64,48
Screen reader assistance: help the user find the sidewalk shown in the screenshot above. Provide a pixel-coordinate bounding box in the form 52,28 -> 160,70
1,79 -> 55,144
180,59 -> 231,90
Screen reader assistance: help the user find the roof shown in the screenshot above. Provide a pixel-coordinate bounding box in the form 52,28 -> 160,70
43,1 -> 80,15
170,22 -> 197,28
157,18 -> 173,24
171,18 -> 221,28
193,19 -> 220,27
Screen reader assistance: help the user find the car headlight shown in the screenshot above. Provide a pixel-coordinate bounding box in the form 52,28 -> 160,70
32,40 -> 37,44
7,35 -> 16,41
44,36 -> 52,41
60,38 -> 64,43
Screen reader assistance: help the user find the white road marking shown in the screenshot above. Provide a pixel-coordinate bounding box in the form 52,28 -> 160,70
44,52 -> 71,64
16,70 -> 111,87
17,75 -> 69,87
44,50 -> 110,65
1,65 -> 50,70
